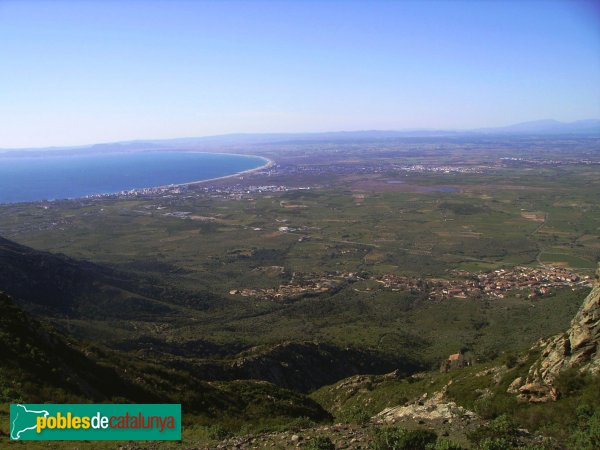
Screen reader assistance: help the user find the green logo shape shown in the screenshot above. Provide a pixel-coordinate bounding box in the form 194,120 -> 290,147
10,404 -> 181,441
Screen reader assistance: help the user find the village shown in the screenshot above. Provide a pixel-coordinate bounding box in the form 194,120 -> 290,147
81,181 -> 300,202
229,271 -> 363,301
229,266 -> 591,302
396,266 -> 590,300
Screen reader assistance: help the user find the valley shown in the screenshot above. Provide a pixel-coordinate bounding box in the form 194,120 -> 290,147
0,136 -> 599,448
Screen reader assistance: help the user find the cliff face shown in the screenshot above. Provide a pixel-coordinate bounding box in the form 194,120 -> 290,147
512,265 -> 599,402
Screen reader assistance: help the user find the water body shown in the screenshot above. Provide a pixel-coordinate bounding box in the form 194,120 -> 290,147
418,186 -> 459,193
0,152 -> 267,204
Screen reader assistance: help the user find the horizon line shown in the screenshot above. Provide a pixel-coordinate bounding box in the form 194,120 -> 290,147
2,118 -> 600,152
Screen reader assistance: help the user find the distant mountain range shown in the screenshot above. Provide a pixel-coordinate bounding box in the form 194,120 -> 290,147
474,119 -> 600,135
140,119 -> 600,146
2,119 -> 599,153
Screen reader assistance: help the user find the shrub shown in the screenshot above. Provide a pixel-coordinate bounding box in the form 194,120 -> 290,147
468,414 -> 519,447
305,436 -> 336,450
207,424 -> 231,440
427,438 -> 467,450
477,437 -> 514,450
286,415 -> 317,431
473,395 -> 518,420
554,368 -> 587,396
339,405 -> 371,424
504,352 -> 518,369
568,410 -> 600,450
519,443 -> 555,450
370,427 -> 437,450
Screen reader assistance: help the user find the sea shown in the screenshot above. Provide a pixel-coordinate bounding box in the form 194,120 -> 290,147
0,151 -> 267,204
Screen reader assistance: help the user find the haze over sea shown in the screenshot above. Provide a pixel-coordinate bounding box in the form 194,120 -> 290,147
0,152 -> 267,204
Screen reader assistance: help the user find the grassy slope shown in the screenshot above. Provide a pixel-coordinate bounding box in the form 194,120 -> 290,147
0,292 -> 331,447
0,146 -> 598,447
312,353 -> 600,447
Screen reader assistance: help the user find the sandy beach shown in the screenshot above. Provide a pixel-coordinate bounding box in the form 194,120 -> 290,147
173,154 -> 274,188
114,153 -> 274,196
61,153 -> 274,202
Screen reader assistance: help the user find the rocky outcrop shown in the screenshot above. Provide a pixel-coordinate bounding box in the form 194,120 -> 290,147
511,265 -> 599,401
373,382 -> 479,428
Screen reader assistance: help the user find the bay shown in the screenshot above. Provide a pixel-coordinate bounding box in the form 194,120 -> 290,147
0,152 -> 267,203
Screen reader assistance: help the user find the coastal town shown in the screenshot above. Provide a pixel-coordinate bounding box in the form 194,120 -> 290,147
72,159 -> 492,206
229,266 -> 592,302
22,153 -> 599,207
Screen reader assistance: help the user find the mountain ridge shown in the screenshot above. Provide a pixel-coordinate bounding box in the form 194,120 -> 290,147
2,119 -> 599,153
0,235 -> 180,319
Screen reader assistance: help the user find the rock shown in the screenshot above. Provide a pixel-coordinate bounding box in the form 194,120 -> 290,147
517,383 -> 558,403
381,369 -> 403,381
507,376 -> 522,394
374,390 -> 478,424
291,434 -> 301,443
475,387 -> 493,399
510,265 -> 600,401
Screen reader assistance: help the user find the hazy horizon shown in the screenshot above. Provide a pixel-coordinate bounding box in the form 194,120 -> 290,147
1,0 -> 599,148
0,118 -> 599,152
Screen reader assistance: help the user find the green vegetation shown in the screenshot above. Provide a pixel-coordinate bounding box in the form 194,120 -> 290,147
370,427 -> 438,450
1,139 -> 599,447
305,436 -> 336,450
312,351 -> 600,449
568,408 -> 600,450
0,292 -> 331,446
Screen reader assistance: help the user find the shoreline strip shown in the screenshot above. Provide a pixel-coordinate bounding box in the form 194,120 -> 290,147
165,155 -> 273,188
0,153 -> 274,204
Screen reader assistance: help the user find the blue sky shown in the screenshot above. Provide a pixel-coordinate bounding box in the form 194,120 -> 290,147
1,0 -> 599,148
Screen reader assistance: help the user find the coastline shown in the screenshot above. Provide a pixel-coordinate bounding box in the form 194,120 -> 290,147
92,154 -> 275,199
0,152 -> 275,204
165,155 -> 274,189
